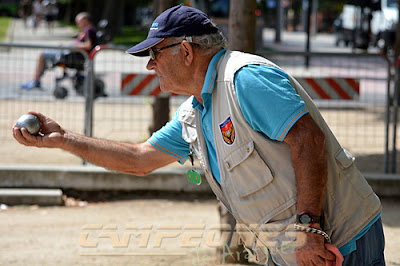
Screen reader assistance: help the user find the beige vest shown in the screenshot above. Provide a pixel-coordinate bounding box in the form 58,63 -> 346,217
178,51 -> 381,265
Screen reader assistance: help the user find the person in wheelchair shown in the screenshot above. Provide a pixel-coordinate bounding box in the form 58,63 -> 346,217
21,12 -> 97,91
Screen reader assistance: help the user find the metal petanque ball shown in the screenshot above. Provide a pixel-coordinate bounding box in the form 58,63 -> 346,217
16,114 -> 41,135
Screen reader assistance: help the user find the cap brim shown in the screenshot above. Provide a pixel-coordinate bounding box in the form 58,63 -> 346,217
126,37 -> 164,57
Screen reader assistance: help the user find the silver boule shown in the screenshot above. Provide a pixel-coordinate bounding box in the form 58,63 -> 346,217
16,114 -> 41,135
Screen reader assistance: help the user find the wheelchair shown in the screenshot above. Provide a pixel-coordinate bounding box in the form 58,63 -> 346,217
52,52 -> 107,99
52,19 -> 112,100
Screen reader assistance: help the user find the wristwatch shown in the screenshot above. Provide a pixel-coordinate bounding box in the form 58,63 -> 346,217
296,211 -> 321,226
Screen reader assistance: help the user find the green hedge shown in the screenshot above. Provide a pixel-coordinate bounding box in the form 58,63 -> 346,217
112,26 -> 147,47
0,17 -> 11,41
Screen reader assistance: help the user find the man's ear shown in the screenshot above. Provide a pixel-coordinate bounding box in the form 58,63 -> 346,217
181,41 -> 194,66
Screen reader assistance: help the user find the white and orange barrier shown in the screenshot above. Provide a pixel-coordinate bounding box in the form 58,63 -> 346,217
121,74 -> 359,101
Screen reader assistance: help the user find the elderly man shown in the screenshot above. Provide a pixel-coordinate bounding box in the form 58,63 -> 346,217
20,12 -> 96,90
13,5 -> 384,265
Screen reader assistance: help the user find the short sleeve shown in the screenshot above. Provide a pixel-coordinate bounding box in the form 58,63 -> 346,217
147,108 -> 191,164
235,65 -> 308,141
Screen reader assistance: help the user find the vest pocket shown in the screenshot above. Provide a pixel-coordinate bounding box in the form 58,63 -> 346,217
224,140 -> 274,197
335,148 -> 373,199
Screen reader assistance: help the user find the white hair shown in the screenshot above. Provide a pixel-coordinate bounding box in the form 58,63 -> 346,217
75,12 -> 91,22
169,27 -> 228,56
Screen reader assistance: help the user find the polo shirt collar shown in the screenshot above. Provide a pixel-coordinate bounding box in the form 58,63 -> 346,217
192,49 -> 226,109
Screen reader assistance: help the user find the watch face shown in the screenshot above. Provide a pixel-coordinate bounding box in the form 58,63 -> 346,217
299,213 -> 312,225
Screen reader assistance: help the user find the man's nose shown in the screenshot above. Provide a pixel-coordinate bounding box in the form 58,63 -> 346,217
146,59 -> 155,71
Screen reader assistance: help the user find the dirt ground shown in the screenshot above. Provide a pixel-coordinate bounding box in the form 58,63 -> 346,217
0,192 -> 399,266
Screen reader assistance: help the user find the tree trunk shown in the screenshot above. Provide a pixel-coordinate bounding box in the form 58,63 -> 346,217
63,1 -> 72,23
101,0 -> 124,35
228,0 -> 256,53
149,0 -> 177,134
275,0 -> 282,43
395,0 -> 400,104
396,0 -> 400,59
87,0 -> 103,24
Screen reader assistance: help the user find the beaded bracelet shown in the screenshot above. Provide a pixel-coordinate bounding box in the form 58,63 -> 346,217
294,224 -> 332,244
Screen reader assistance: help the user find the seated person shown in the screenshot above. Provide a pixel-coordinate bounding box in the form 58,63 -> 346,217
21,12 -> 97,90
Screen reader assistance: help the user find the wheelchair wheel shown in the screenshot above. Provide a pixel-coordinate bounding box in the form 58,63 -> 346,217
94,79 -> 107,99
53,86 -> 68,99
73,73 -> 85,96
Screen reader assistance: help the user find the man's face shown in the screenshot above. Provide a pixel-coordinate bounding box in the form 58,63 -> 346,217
75,18 -> 86,30
146,39 -> 189,95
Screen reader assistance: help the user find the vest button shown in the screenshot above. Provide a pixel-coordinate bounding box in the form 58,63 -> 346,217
225,161 -> 230,168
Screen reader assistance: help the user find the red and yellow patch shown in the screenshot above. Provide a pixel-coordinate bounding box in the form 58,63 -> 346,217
219,117 -> 235,145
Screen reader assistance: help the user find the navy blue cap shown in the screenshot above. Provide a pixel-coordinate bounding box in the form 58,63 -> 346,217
126,4 -> 219,56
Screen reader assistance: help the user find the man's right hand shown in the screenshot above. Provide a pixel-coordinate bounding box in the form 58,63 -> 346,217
12,111 -> 66,149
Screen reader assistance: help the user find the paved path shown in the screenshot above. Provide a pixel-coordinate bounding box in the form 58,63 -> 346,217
7,17 -> 77,45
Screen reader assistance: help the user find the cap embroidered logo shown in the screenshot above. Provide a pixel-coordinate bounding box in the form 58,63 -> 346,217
150,23 -> 159,30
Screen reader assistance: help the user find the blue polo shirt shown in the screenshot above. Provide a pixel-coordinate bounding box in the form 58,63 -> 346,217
148,49 -> 308,183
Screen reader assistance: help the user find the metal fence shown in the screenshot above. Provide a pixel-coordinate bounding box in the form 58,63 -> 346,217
0,43 -> 398,173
